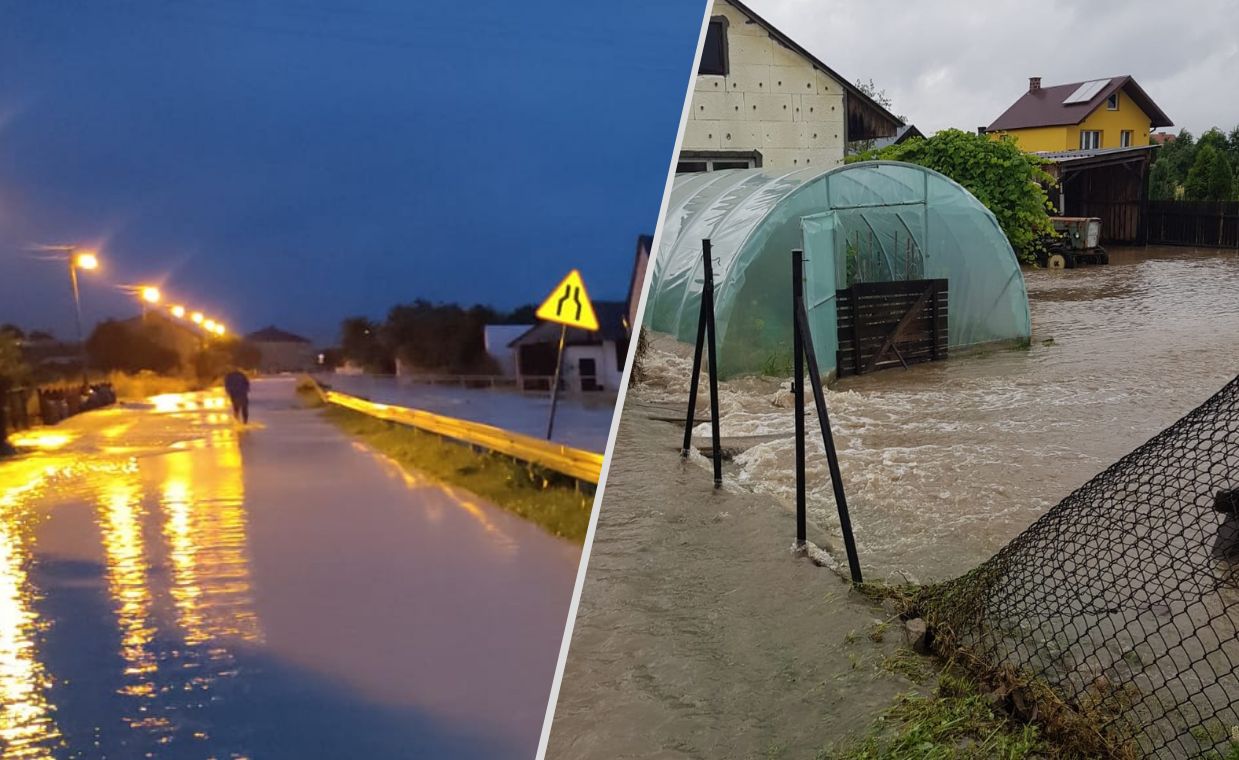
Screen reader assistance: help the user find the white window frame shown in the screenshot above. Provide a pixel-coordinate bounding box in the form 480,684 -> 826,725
1080,130 -> 1102,150
1120,130 -> 1132,148
1107,92 -> 1119,110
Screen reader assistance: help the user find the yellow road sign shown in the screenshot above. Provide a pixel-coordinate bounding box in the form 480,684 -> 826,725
536,269 -> 599,331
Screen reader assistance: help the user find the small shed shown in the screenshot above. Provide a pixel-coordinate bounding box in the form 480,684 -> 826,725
1036,145 -> 1159,244
509,302 -> 629,394
646,162 -> 1031,378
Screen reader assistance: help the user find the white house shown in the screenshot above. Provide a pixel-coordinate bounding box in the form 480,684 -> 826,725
679,0 -> 900,173
509,302 -> 628,397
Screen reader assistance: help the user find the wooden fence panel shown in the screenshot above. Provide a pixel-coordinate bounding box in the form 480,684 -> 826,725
1146,201 -> 1239,248
836,279 -> 948,377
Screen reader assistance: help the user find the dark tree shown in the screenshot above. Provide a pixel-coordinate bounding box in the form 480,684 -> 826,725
1185,145 -> 1233,201
85,320 -> 180,374
339,317 -> 392,373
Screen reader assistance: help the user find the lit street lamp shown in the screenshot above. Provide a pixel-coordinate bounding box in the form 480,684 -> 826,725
191,311 -> 204,325
170,304 -> 186,319
38,246 -> 100,386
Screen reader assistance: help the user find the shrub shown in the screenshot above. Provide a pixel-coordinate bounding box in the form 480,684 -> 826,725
851,129 -> 1056,263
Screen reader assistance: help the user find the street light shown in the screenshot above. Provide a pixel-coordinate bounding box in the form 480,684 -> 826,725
191,311 -> 204,324
74,251 -> 99,271
140,286 -> 161,304
38,246 -> 102,386
170,304 -> 186,318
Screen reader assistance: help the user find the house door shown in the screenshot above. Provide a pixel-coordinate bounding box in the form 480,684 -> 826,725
578,358 -> 601,391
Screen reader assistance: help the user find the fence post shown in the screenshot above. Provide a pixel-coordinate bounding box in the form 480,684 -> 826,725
681,239 -> 723,488
793,248 -> 863,585
792,249 -> 807,546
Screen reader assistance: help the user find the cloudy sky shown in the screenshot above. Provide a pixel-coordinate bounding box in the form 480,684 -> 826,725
753,0 -> 1239,137
0,0 -> 703,343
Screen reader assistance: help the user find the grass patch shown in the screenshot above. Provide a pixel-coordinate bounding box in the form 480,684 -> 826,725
879,649 -> 934,685
827,673 -> 1051,760
318,403 -> 592,543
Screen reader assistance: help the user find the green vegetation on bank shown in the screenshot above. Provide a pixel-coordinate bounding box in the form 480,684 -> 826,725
299,384 -> 591,543
828,673 -> 1051,760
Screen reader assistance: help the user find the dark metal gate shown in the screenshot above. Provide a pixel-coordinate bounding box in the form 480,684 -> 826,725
836,279 -> 948,377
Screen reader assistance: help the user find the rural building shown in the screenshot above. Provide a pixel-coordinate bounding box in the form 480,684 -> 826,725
678,0 -> 900,173
626,234 -> 653,332
246,326 -> 316,373
987,75 -> 1172,152
1038,145 -> 1160,244
509,302 -> 628,396
870,123 -> 924,151
482,325 -> 532,377
987,76 -> 1174,245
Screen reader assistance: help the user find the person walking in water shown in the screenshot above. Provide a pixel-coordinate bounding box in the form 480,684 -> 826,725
223,369 -> 251,423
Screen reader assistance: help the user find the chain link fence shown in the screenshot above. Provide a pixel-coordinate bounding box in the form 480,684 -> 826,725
916,374 -> 1239,758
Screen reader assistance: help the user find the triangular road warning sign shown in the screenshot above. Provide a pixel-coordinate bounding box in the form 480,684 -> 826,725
536,269 -> 599,331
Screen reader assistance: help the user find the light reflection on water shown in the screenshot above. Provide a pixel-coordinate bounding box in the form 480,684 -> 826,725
0,461 -> 62,759
0,390 -> 263,757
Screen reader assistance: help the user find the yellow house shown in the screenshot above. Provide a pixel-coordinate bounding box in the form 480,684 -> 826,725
987,76 -> 1172,153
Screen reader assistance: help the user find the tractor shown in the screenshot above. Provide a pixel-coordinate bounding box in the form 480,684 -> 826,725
1036,217 -> 1108,269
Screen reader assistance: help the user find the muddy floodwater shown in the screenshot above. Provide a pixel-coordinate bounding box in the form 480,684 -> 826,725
642,245 -> 1239,580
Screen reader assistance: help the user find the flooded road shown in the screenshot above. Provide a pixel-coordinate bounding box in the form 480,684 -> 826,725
644,245 -> 1239,580
0,378 -> 578,759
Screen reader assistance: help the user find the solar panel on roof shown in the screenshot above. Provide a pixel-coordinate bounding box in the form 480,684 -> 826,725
1063,79 -> 1110,104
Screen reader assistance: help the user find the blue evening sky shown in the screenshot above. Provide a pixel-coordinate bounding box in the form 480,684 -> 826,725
0,1 -> 704,343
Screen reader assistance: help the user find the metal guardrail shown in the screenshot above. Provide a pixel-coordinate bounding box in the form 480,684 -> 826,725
311,380 -> 603,484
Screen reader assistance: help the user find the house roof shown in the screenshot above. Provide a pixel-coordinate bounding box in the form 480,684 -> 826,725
724,0 -> 901,142
988,76 -> 1172,132
871,123 -> 924,150
246,325 -> 310,343
625,234 -> 653,319
1034,144 -> 1159,163
508,301 -> 629,347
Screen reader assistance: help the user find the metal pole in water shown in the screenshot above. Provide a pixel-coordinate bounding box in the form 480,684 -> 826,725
545,323 -> 568,440
792,249 -> 806,546
795,303 -> 863,585
682,292 -> 707,457
702,239 -> 723,488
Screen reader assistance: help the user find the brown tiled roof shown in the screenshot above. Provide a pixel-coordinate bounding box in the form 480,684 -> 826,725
988,76 -> 1172,132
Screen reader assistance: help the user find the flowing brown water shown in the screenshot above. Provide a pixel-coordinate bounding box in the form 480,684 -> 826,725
640,245 -> 1239,581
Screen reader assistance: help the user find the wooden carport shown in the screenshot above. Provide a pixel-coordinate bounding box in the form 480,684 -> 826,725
1038,145 -> 1159,244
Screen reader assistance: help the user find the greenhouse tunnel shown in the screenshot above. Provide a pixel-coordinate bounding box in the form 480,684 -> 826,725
645,161 -> 1032,378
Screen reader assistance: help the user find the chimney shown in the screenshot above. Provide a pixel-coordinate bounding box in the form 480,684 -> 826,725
1029,77 -> 1042,93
